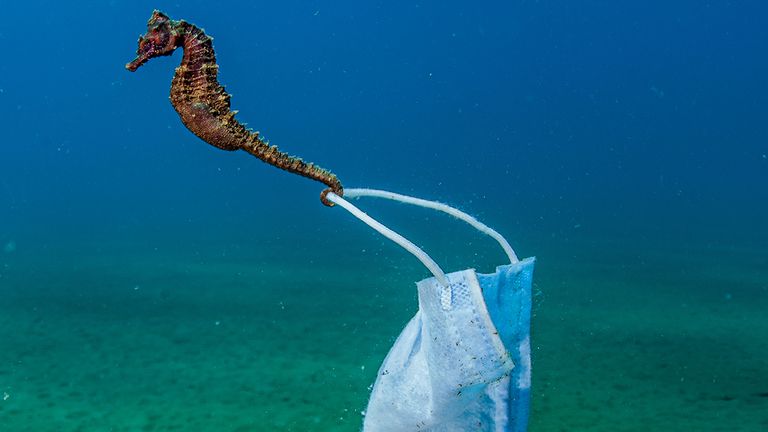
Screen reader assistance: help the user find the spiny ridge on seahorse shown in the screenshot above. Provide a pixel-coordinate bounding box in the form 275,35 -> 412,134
126,10 -> 343,206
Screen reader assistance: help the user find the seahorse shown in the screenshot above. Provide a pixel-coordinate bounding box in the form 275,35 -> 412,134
126,10 -> 343,206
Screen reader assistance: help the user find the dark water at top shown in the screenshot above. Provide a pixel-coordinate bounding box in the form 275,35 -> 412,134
1,1 -> 766,431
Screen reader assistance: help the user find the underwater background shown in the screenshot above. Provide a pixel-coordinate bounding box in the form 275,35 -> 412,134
1,0 -> 767,431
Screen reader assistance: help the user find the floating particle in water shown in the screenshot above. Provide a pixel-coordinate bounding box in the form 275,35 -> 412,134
2,392 -> 9,401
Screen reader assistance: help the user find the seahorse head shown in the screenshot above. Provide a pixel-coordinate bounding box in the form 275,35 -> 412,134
126,10 -> 182,71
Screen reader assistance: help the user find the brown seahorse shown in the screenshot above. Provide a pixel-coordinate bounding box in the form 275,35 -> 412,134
126,10 -> 343,206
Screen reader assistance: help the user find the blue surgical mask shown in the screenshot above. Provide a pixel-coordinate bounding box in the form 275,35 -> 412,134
327,189 -> 534,432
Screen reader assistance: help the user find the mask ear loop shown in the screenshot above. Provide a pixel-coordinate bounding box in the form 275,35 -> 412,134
326,191 -> 450,287
326,189 -> 519,287
344,188 -> 519,264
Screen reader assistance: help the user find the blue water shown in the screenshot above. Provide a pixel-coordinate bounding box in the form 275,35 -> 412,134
1,1 -> 767,431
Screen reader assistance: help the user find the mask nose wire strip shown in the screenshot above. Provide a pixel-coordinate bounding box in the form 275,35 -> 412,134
343,188 -> 519,264
326,192 -> 450,287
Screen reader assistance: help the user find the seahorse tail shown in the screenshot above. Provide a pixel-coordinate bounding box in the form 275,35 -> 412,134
299,161 -> 343,207
320,177 -> 343,207
241,138 -> 342,206
286,158 -> 343,206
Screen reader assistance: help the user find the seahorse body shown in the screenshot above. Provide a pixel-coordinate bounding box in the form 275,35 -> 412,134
126,10 -> 343,206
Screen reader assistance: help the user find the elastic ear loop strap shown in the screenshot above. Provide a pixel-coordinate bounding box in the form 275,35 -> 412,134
326,189 -> 518,287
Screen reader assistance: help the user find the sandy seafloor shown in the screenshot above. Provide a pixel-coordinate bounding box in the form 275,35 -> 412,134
1,220 -> 766,432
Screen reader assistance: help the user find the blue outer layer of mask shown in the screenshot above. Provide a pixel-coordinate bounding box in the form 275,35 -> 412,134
363,257 -> 535,432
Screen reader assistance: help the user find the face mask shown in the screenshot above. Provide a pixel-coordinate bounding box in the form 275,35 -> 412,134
326,189 -> 534,432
